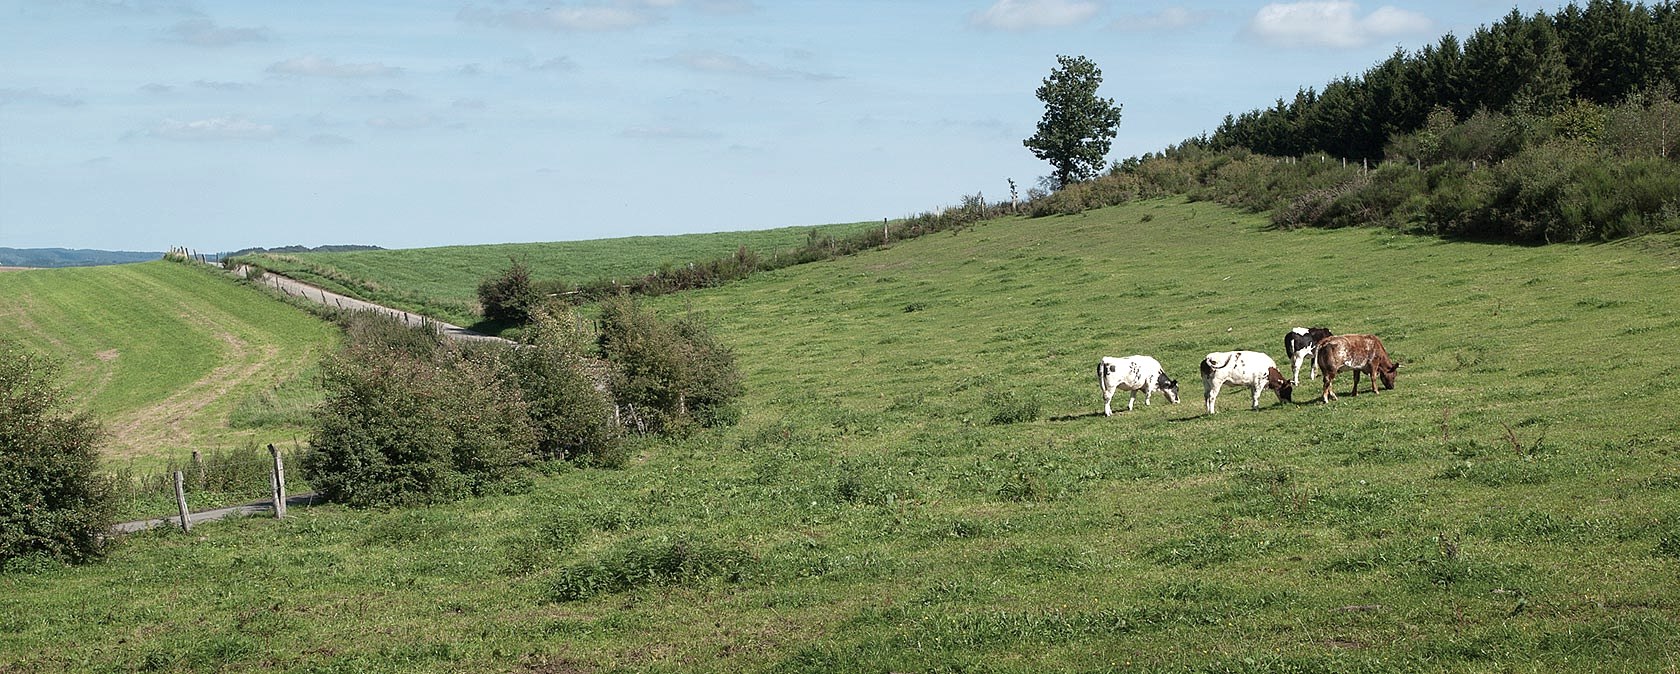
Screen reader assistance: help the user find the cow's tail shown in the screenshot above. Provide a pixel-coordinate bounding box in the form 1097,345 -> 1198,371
1200,354 -> 1233,377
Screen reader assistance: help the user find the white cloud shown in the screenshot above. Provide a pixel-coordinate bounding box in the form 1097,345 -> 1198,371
367,115 -> 438,130
305,133 -> 354,146
139,83 -> 174,95
0,87 -> 85,107
506,55 -> 578,72
165,18 -> 268,46
458,3 -> 660,32
694,0 -> 756,13
194,80 -> 252,91
656,50 -> 838,81
149,116 -> 277,141
620,125 -> 721,140
970,0 -> 1100,31
1110,7 -> 1211,32
267,55 -> 402,78
1247,1 -> 1433,48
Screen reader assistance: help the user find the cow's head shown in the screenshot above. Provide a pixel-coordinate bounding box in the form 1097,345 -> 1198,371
1379,361 -> 1399,390
1157,373 -> 1181,404
1267,367 -> 1293,402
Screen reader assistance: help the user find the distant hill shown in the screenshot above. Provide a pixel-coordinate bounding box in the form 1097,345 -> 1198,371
221,244 -> 384,257
0,247 -> 160,268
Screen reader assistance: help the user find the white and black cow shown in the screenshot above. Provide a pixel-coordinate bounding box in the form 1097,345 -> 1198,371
1098,355 -> 1180,416
1284,327 -> 1333,385
1200,351 -> 1293,414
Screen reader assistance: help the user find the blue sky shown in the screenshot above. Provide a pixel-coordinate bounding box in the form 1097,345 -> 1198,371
1,0 -> 1559,252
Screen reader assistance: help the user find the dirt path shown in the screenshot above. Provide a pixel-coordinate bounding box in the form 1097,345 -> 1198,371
235,265 -> 511,345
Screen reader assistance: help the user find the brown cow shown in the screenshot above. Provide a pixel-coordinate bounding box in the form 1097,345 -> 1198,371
1314,334 -> 1399,403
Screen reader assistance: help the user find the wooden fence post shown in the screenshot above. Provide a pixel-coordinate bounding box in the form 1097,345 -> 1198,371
173,470 -> 191,532
191,450 -> 204,487
269,444 -> 287,519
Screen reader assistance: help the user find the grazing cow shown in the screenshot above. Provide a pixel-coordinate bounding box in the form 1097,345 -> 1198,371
1098,355 -> 1180,416
1200,351 -> 1293,413
1284,327 -> 1334,384
1314,334 -> 1399,402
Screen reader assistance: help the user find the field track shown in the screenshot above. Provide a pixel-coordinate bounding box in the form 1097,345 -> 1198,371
234,264 -> 510,345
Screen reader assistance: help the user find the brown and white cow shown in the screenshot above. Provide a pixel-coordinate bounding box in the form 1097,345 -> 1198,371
1200,351 -> 1292,413
1314,334 -> 1400,402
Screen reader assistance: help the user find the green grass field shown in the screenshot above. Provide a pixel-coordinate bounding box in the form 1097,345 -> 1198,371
237,222 -> 879,327
0,261 -> 338,465
4,199 -> 1679,672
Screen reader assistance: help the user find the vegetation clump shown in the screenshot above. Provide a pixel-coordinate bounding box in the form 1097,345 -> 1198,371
0,340 -> 115,569
597,295 -> 743,434
476,257 -> 539,326
304,317 -> 538,508
305,298 -> 742,506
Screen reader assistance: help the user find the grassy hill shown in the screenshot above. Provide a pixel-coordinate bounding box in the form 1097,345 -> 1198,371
0,261 -> 338,465
236,222 -> 879,326
5,199 -> 1679,672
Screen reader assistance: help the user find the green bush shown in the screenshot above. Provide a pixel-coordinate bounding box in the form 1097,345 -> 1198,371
0,340 -> 115,568
304,323 -> 537,508
513,309 -> 626,467
476,257 -> 539,325
596,296 -> 744,434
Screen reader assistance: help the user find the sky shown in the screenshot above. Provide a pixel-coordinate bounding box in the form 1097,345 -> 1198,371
0,0 -> 1565,253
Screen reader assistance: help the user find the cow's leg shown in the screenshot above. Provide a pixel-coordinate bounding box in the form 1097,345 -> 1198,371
1251,383 -> 1264,410
1205,381 -> 1221,414
1102,383 -> 1116,417
1321,373 -> 1337,402
1127,390 -> 1137,412
1143,388 -> 1153,407
1290,351 -> 1305,385
1370,369 -> 1381,395
1349,370 -> 1361,397
1308,349 -> 1318,380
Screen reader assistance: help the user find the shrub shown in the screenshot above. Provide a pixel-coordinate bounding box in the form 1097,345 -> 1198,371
596,296 -> 744,434
547,535 -> 751,602
0,340 -> 115,568
983,388 -> 1042,425
305,321 -> 537,508
477,257 -> 539,325
513,309 -> 626,467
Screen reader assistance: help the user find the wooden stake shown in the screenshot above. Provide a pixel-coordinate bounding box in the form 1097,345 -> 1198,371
269,444 -> 287,519
173,470 -> 191,532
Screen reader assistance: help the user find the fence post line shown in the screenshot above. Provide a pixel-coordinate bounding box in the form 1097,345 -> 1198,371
269,444 -> 287,519
191,450 -> 204,487
173,470 -> 191,532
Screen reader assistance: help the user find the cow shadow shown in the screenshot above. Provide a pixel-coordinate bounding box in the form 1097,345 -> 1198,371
1048,411 -> 1107,422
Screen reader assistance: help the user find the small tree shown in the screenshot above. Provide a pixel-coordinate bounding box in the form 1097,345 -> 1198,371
305,322 -> 537,507
514,308 -> 625,467
0,341 -> 115,568
477,257 -> 538,325
596,295 -> 743,434
1024,55 -> 1125,189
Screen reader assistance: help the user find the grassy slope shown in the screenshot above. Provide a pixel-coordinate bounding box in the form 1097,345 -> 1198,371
0,261 -> 339,464
242,222 -> 878,326
5,199 -> 1680,672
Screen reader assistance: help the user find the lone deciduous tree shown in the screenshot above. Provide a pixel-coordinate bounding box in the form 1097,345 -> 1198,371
1024,55 -> 1124,189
